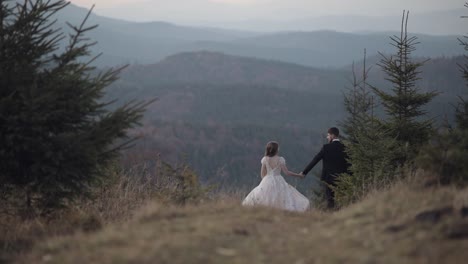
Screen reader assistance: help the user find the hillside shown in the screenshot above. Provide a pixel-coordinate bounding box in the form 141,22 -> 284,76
120,51 -> 346,92
112,51 -> 465,131
18,179 -> 468,263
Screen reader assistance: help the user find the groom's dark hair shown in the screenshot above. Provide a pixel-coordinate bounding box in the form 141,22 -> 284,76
328,127 -> 340,137
265,141 -> 279,157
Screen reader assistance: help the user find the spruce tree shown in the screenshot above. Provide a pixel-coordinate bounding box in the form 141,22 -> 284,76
456,86 -> 468,130
0,0 -> 150,215
371,11 -> 438,163
335,50 -> 399,207
341,49 -> 373,142
416,3 -> 468,185
457,3 -> 468,130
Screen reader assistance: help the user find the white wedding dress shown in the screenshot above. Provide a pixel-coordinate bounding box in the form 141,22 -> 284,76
242,156 -> 310,212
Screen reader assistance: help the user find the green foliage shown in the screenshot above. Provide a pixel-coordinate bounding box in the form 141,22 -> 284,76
336,50 -> 400,207
0,1 -> 149,215
334,127 -> 400,207
416,4 -> 468,186
416,129 -> 468,185
455,57 -> 468,129
341,53 -> 373,143
457,6 -> 468,130
371,11 -> 438,163
456,98 -> 468,130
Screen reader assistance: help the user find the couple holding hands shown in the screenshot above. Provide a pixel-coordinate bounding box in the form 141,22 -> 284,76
242,127 -> 349,212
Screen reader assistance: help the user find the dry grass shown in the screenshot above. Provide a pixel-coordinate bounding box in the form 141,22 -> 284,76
0,164 -> 165,263
0,159 -> 215,263
12,178 -> 468,264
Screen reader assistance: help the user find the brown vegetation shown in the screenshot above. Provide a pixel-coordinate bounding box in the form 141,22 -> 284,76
0,159 -> 208,263
2,172 -> 467,264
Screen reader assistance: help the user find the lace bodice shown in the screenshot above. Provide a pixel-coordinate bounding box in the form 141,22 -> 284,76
262,156 -> 285,176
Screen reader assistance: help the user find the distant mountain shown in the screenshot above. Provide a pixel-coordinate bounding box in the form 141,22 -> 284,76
56,4 -> 463,68
226,31 -> 461,68
59,4 -> 255,41
119,51 -> 465,98
209,9 -> 467,36
120,51 -> 347,92
55,4 -> 257,65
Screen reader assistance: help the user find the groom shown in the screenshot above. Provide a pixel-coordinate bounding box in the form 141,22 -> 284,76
300,127 -> 349,209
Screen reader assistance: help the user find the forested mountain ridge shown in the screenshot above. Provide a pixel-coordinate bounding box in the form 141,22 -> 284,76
119,51 -> 347,92
109,52 -> 465,190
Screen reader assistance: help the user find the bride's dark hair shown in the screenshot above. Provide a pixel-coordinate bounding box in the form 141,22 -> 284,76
265,141 -> 279,157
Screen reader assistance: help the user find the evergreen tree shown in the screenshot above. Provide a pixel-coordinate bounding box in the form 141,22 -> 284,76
335,50 -> 399,207
371,11 -> 438,162
456,89 -> 468,130
335,108 -> 399,207
416,3 -> 468,186
341,49 -> 373,142
416,129 -> 468,185
0,0 -> 150,215
456,3 -> 468,130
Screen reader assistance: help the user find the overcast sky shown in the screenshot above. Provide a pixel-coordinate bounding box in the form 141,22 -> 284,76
68,0 -> 466,33
70,0 -> 463,20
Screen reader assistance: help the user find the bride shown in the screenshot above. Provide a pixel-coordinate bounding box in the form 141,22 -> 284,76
242,141 -> 310,212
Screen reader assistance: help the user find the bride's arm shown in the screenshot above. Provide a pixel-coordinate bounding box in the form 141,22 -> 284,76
281,163 -> 304,178
261,163 -> 267,178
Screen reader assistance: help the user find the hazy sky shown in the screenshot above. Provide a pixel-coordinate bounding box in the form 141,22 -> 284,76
70,0 -> 463,21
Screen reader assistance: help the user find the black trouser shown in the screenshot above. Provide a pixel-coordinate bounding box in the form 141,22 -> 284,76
324,185 -> 335,209
323,179 -> 336,209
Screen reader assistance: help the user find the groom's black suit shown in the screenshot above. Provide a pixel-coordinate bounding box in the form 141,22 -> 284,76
302,140 -> 349,208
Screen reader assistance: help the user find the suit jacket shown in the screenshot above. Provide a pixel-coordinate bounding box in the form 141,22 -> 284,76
302,140 -> 349,184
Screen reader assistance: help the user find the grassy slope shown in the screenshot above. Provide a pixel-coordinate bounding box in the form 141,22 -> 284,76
20,181 -> 468,264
